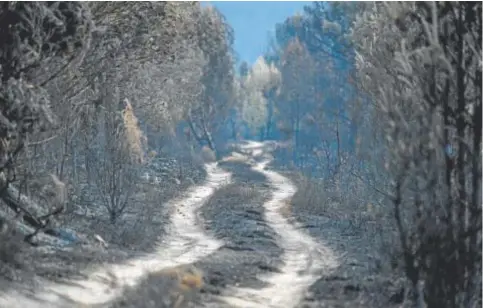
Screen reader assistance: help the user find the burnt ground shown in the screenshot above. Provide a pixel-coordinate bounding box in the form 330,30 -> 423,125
108,160 -> 284,308
274,170 -> 405,308
193,161 -> 282,306
0,158 -> 207,297
1,149 -> 406,308
106,156 -> 405,308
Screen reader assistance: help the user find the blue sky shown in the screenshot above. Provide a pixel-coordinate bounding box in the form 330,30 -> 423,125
204,1 -> 312,66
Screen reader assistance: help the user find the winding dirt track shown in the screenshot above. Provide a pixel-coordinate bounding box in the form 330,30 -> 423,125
0,163 -> 231,308
0,141 -> 339,308
219,141 -> 339,308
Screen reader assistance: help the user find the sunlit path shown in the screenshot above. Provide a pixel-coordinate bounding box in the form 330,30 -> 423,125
220,141 -> 340,308
0,163 -> 231,308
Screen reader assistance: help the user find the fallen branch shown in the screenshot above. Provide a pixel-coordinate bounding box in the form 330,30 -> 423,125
0,172 -> 64,245
349,170 -> 393,199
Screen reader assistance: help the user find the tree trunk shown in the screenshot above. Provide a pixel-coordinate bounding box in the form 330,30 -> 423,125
187,116 -> 205,147
109,210 -> 117,224
266,100 -> 274,140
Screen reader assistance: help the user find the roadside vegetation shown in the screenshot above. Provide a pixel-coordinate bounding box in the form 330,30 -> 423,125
0,2 -> 480,307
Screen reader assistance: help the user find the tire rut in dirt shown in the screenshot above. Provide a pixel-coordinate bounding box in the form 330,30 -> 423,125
104,161 -> 281,308
192,161 -> 283,306
279,172 -> 399,308
99,164 -> 232,308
